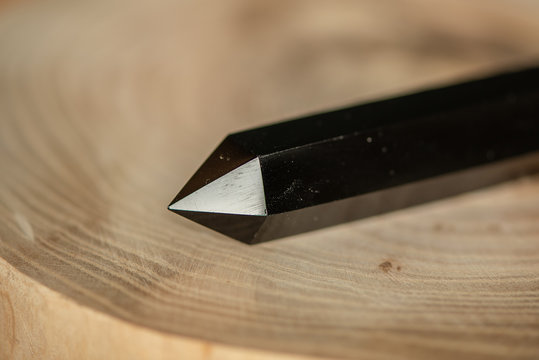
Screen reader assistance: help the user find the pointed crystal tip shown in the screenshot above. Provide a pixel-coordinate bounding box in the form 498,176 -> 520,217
168,158 -> 267,216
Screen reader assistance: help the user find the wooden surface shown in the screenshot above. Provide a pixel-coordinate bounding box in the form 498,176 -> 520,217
1,0 -> 539,359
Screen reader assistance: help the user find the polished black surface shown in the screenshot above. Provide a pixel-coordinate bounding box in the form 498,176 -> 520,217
169,66 -> 539,244
230,67 -> 539,155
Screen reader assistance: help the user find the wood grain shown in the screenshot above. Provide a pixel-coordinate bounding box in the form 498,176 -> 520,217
1,0 -> 539,359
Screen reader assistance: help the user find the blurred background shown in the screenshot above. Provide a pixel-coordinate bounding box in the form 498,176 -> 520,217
1,0 -> 539,150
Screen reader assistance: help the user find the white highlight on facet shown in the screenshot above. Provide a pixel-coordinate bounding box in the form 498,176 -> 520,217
168,158 -> 267,216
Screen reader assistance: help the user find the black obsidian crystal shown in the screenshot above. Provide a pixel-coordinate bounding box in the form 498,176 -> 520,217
169,66 -> 539,244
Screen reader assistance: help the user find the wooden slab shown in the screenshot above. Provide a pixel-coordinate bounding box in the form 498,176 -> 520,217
1,0 -> 539,358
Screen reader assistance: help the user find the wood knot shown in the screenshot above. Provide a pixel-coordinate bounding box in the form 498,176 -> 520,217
379,261 -> 401,273
379,261 -> 392,273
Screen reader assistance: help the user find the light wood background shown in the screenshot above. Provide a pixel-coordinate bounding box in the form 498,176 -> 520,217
1,0 -> 539,359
